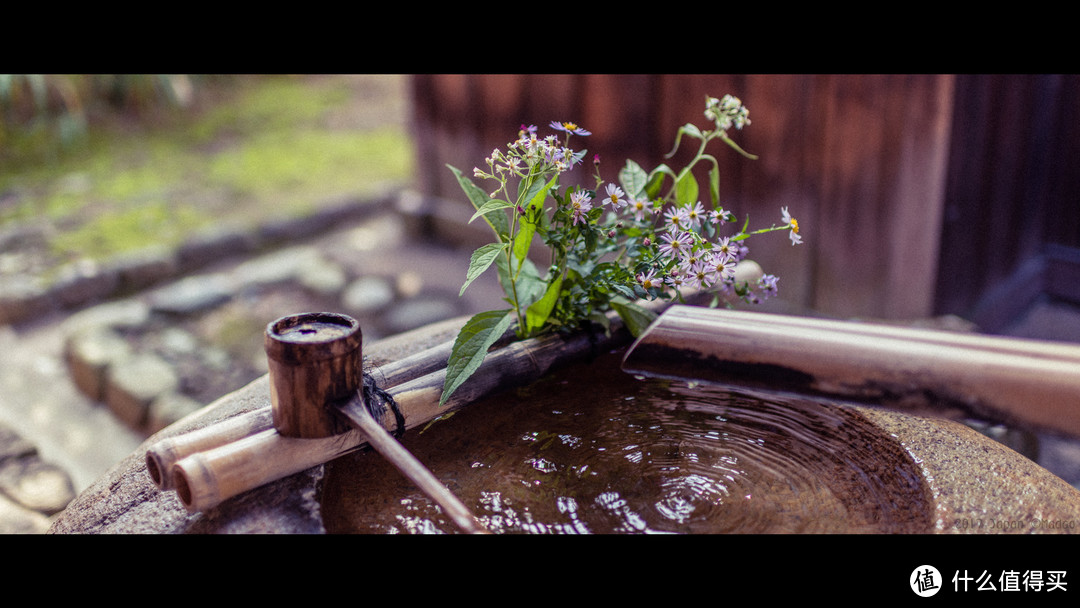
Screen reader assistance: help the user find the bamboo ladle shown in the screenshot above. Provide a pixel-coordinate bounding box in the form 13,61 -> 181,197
263,312 -> 489,534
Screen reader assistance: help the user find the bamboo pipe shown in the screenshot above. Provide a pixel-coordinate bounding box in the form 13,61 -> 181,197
621,305 -> 1080,437
170,312 -> 641,513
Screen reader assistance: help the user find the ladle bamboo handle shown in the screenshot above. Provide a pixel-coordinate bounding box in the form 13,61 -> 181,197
336,393 -> 489,534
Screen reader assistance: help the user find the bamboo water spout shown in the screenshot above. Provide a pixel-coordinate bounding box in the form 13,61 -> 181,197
622,306 -> 1080,437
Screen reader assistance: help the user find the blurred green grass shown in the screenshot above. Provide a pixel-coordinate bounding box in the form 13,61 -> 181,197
0,75 -> 413,265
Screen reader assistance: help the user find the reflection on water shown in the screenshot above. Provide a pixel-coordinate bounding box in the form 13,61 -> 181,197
320,348 -> 934,534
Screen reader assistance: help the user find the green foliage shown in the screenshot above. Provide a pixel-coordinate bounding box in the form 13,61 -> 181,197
1,76 -> 413,269
440,94 -> 803,406
0,74 -> 198,167
441,309 -> 515,405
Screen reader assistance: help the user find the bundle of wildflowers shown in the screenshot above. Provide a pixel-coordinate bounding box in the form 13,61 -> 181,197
441,94 -> 802,404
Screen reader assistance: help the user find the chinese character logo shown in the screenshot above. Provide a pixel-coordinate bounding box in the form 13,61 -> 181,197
912,565 -> 942,597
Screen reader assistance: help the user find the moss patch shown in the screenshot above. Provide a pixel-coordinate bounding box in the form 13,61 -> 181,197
0,75 -> 413,266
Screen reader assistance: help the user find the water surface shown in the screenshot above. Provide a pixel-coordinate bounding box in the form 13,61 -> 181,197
321,347 -> 934,534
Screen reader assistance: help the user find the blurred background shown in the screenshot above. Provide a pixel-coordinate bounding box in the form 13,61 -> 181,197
4,74 -> 1079,332
410,74 -> 1080,336
3,74 -> 1080,531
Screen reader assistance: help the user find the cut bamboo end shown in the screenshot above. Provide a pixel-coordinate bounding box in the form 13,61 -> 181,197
171,428 -> 368,513
145,408 -> 275,490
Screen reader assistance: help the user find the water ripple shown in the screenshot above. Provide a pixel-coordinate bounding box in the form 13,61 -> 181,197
321,350 -> 933,534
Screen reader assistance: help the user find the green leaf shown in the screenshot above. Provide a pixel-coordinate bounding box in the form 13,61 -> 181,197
525,274 -> 563,334
513,175 -> 557,263
611,297 -> 658,337
718,130 -> 759,160
665,123 -> 702,159
681,123 -> 705,140
731,214 -> 752,241
469,197 -> 514,224
709,164 -> 720,207
589,310 -> 612,336
448,164 -> 509,238
441,309 -> 515,405
644,164 -> 674,200
497,253 -> 545,310
619,160 -> 649,199
675,170 -> 699,206
460,242 -> 507,296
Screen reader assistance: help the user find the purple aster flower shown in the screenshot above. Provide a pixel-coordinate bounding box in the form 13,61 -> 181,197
708,251 -> 736,281
685,201 -> 706,229
549,121 -> 592,136
627,196 -> 651,222
758,274 -> 779,298
637,269 -> 661,291
604,183 -> 628,210
658,231 -> 693,260
685,261 -> 714,290
569,190 -> 593,225
662,206 -> 689,233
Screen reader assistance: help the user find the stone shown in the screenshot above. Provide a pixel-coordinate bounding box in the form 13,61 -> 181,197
61,298 -> 151,336
0,425 -> 36,464
146,391 -> 205,435
111,246 -> 178,292
298,262 -> 347,298
232,245 -> 322,289
0,223 -> 49,253
50,259 -> 121,309
65,326 -> 134,402
382,297 -> 458,334
159,327 -> 200,355
148,273 -> 234,316
0,492 -> 52,534
258,214 -> 330,244
104,353 -> 180,429
0,457 -> 76,516
176,226 -> 258,271
0,274 -> 53,325
341,276 -> 395,315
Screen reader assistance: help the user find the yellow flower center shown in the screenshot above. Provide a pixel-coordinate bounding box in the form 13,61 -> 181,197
563,122 -> 579,131
790,218 -> 800,233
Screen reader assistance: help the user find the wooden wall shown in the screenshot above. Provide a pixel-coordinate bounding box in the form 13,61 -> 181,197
934,74 -> 1080,324
409,74 -> 1080,324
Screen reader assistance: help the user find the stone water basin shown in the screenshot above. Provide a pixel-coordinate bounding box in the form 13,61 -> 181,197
50,312 -> 1080,534
319,346 -> 1080,534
